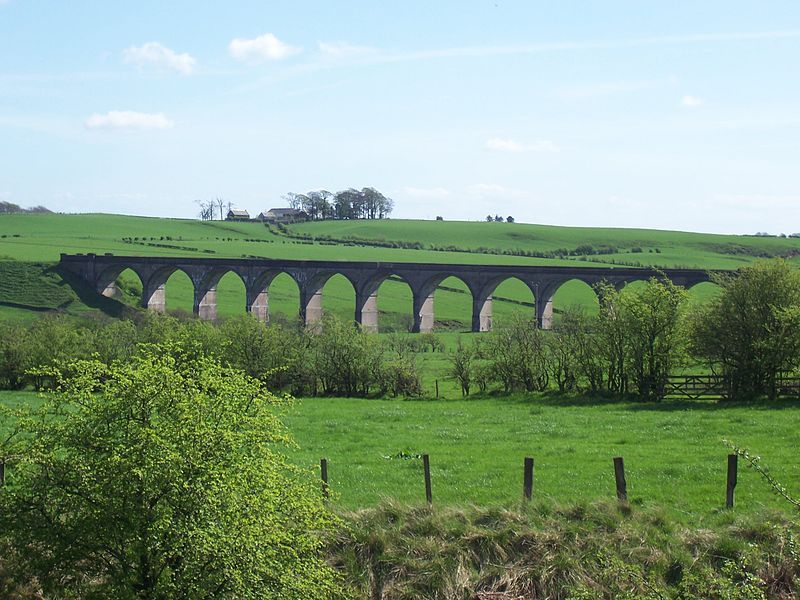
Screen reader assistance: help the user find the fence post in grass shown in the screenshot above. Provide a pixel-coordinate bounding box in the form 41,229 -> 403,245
726,453 -> 737,509
0,461 -> 4,487
422,454 -> 432,505
613,456 -> 627,501
435,380 -> 439,399
523,457 -> 534,501
320,458 -> 329,500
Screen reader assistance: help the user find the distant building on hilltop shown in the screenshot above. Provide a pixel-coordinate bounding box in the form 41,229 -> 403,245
226,208 -> 250,221
258,207 -> 308,223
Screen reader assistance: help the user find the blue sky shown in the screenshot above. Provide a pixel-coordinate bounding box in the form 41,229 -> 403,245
1,1 -> 799,233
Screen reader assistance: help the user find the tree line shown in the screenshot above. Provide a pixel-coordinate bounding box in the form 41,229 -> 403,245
450,259 -> 800,401
285,187 -> 394,220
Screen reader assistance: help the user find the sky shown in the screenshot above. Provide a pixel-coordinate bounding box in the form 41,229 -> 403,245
1,1 -> 799,234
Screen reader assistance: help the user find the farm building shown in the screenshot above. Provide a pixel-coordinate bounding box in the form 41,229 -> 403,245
258,208 -> 308,223
225,208 -> 250,221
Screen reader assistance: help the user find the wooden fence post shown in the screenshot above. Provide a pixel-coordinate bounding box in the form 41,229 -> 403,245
435,380 -> 439,399
523,457 -> 534,501
422,454 -> 432,505
613,456 -> 627,501
0,461 -> 4,487
726,454 -> 737,509
320,458 -> 329,500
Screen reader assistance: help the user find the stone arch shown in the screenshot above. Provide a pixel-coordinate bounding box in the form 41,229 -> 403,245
413,273 -> 476,333
356,272 -> 414,333
191,267 -> 243,321
297,270 -> 358,327
534,277 -> 603,329
473,275 -> 538,332
95,264 -> 145,300
685,279 -> 722,307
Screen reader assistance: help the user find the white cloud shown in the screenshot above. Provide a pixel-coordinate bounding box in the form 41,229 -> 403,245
486,137 -> 558,153
401,186 -> 452,199
123,42 -> 196,75
229,33 -> 300,62
318,41 -> 375,59
85,111 -> 174,130
681,95 -> 704,107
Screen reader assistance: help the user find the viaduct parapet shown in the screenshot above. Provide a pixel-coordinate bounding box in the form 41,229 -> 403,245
59,253 -> 715,332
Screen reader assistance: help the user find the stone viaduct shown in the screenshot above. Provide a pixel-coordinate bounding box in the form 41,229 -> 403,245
59,253 -> 715,332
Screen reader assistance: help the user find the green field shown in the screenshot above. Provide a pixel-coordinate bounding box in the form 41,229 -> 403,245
4,389 -> 799,523
2,212 -> 795,326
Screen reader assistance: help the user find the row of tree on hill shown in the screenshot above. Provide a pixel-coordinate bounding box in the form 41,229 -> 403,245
285,187 -> 394,220
0,201 -> 51,214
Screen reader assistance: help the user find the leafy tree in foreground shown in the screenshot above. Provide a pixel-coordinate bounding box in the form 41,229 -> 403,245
688,259 -> 800,400
0,345 -> 340,599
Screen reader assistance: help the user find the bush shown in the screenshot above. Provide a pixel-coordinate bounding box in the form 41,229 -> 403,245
0,345 -> 341,598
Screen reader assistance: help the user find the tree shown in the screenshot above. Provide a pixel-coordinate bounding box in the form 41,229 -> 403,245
485,215 -> 493,222
449,339 -> 474,396
688,259 -> 800,400
196,199 -> 215,221
506,216 -> 514,223
0,345 -> 340,598
494,215 -> 503,222
215,196 -> 226,220
480,314 -> 549,393
619,276 -> 687,401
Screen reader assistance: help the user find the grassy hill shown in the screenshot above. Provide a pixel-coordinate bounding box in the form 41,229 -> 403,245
1,212 -> 798,326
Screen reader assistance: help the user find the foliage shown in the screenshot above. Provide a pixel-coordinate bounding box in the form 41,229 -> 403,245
0,345 -> 340,599
285,187 -> 394,220
478,314 -> 549,392
688,259 -> 800,400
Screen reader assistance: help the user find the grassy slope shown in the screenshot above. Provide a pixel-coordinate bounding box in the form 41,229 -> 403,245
0,213 -> 787,326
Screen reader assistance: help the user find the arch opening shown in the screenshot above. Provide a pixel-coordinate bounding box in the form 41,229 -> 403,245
97,266 -> 144,308
310,273 -> 356,326
163,269 -> 194,316
685,280 -> 722,308
427,275 -> 473,333
364,274 -> 414,333
261,272 -> 301,326
481,277 -> 537,331
212,271 -> 247,320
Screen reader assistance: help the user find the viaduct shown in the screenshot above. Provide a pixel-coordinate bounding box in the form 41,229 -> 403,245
59,253 -> 715,332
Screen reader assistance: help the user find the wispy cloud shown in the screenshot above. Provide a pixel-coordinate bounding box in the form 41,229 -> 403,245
486,138 -> 559,153
318,41 -> 376,59
229,33 -> 301,63
681,94 -> 704,107
123,42 -> 196,75
85,111 -> 174,130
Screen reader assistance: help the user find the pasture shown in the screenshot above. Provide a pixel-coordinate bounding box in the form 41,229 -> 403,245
4,388 -> 800,523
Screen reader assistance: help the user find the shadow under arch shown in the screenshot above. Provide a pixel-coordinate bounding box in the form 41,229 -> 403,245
95,264 -> 145,305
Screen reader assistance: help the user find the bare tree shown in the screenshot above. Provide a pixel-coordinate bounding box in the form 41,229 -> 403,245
196,199 -> 215,221
216,197 -> 226,221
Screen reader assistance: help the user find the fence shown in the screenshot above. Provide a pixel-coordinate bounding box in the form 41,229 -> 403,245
665,375 -> 800,399
317,453 -> 742,509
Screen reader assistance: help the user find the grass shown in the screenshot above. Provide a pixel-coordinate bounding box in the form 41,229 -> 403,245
279,394 -> 800,522
4,389 -> 800,522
